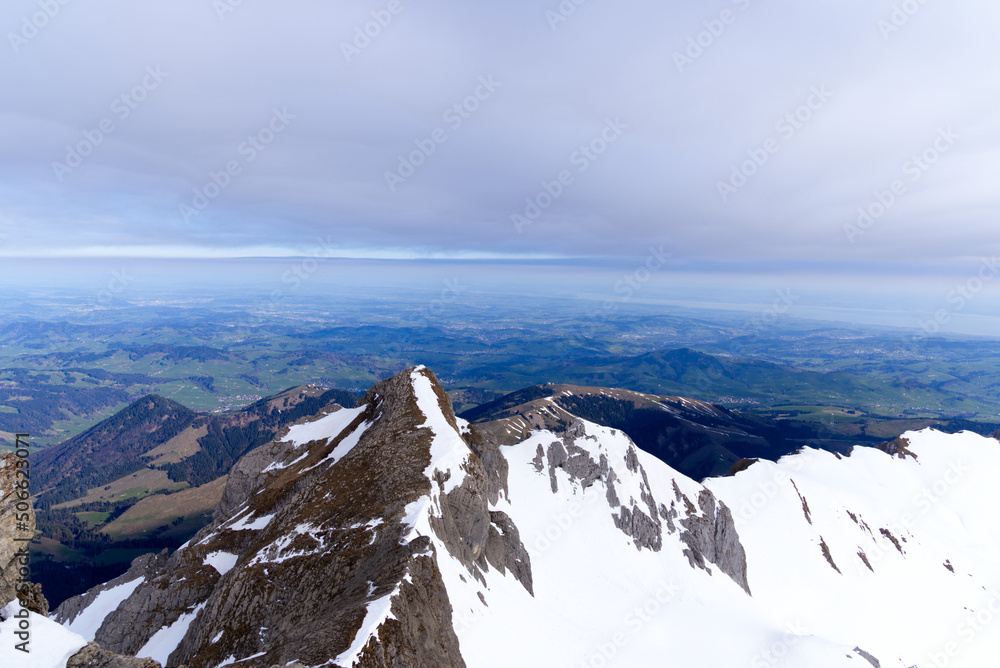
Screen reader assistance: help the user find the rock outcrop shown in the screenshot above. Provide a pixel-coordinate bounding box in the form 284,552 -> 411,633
56,367 -> 530,668
528,418 -> 751,592
67,643 -> 162,668
0,451 -> 48,614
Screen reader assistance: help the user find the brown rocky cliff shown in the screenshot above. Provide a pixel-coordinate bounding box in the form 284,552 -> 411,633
0,450 -> 48,615
55,367 -> 530,668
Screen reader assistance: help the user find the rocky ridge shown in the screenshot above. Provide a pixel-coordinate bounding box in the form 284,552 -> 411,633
48,366 -> 947,668
55,367 -> 530,668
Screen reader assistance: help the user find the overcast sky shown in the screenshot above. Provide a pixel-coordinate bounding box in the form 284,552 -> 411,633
1,0 -> 998,271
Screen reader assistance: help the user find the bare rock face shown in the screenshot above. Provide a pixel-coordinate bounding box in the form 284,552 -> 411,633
67,643 -> 162,668
54,551 -> 169,629
56,367 -> 530,668
0,451 -> 48,614
874,436 -> 918,460
853,646 -> 881,667
533,418 -> 751,593
677,489 -> 750,594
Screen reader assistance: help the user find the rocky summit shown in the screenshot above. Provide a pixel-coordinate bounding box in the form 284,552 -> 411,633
7,366 -> 998,667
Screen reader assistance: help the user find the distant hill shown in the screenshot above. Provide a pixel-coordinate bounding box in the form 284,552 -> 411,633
461,382 -> 1000,480
33,386 -> 360,508
30,384 -> 361,607
460,383 -> 854,480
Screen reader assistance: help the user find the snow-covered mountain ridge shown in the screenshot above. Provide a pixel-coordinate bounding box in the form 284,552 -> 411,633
6,366 -> 999,667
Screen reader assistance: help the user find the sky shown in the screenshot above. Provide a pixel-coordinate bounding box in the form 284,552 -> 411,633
1,0 -> 999,273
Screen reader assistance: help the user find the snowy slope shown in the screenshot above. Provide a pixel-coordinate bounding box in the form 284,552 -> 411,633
707,428 -> 1000,668
0,601 -> 88,668
44,366 -> 1000,668
420,418 -> 882,667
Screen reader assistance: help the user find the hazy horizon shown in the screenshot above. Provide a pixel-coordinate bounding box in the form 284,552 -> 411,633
2,1 -> 999,273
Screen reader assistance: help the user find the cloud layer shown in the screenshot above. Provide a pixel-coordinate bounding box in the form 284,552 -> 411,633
2,0 -> 998,268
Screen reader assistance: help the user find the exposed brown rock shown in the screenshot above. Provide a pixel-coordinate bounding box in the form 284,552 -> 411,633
56,368 -> 529,668
0,451 -> 47,615
67,642 -> 162,668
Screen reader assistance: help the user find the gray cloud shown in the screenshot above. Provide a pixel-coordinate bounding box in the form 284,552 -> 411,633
1,0 -> 998,267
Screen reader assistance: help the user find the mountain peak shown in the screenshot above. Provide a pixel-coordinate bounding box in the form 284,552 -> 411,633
54,366 -> 531,668
45,368 -> 1000,668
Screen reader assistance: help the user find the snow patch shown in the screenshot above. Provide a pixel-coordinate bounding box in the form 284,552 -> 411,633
332,584 -> 401,667
204,551 -> 239,576
229,512 -> 276,532
136,602 -> 207,665
281,406 -> 366,449
411,368 -> 472,494
301,419 -> 372,472
249,523 -> 328,565
0,601 -> 88,668
217,651 -> 267,666
63,576 -> 145,641
262,450 -> 309,473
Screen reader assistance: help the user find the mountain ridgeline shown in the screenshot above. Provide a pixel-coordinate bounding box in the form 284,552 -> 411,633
33,386 -> 361,508
15,366 -> 996,668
